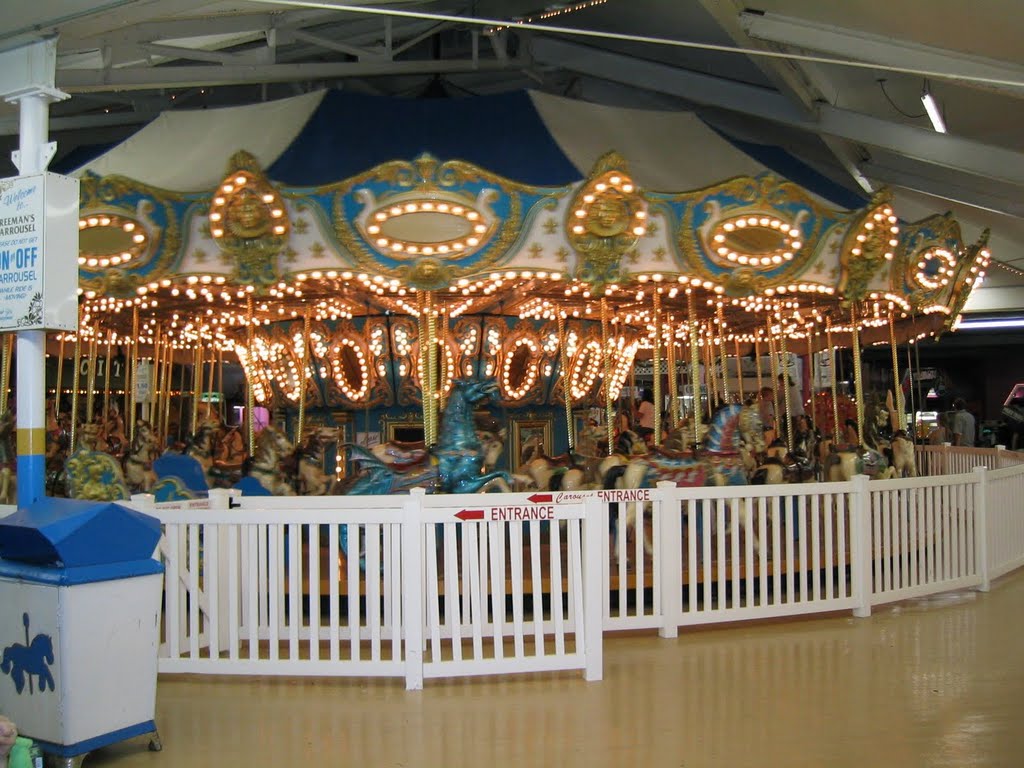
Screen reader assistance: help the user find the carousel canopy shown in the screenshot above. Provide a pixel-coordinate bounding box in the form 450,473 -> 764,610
66,88 -> 993,411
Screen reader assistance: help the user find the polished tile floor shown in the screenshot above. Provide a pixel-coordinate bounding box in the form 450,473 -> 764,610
88,571 -> 1024,768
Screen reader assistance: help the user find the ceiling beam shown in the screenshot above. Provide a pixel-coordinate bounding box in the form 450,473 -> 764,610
698,0 -> 874,193
863,162 -> 1024,219
290,29 -> 382,60
0,108 -> 159,136
696,0 -> 818,115
56,55 -> 529,91
739,11 -> 1024,97
530,37 -> 1024,188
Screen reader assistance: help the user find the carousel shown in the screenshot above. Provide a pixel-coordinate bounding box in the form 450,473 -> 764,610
16,128 -> 992,503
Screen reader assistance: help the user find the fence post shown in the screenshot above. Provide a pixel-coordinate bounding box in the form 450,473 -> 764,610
995,444 -> 1006,469
941,442 -> 951,475
403,488 -> 426,690
973,466 -> 991,592
208,489 -> 234,654
851,475 -> 872,617
656,481 -> 681,639
583,496 -> 604,681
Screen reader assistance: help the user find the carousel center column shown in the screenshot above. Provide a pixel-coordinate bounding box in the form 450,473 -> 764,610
1,40 -> 71,507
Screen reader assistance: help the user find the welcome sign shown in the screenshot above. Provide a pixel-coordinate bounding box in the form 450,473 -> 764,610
0,173 -> 79,332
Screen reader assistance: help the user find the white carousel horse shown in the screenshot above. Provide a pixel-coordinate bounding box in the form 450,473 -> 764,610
123,419 -> 159,492
889,430 -> 917,477
248,425 -> 296,496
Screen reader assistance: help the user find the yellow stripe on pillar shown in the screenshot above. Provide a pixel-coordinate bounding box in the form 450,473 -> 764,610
18,427 -> 47,455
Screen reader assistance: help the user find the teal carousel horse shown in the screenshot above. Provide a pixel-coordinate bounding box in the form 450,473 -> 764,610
337,375 -> 513,566
341,375 -> 513,496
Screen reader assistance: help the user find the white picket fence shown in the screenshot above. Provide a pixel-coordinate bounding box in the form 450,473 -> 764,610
122,445 -> 1024,688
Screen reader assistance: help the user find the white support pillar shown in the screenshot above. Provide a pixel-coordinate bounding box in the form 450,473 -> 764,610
0,39 -> 69,507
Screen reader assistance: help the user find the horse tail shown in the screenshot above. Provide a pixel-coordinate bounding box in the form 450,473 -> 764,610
604,464 -> 627,519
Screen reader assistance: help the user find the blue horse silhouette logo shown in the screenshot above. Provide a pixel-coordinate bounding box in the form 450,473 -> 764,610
1,613 -> 55,695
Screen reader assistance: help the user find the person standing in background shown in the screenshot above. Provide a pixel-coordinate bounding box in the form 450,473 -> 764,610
950,398 -> 976,447
636,388 -> 655,443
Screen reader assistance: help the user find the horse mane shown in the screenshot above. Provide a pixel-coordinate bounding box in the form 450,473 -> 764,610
704,404 -> 744,454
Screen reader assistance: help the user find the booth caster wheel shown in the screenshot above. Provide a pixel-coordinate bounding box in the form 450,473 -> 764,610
148,731 -> 163,752
44,756 -> 86,768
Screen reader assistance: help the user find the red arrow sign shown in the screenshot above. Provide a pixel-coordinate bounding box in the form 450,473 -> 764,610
527,493 -> 553,503
455,509 -> 485,521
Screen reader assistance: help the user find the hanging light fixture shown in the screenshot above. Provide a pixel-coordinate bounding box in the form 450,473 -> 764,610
921,83 -> 947,133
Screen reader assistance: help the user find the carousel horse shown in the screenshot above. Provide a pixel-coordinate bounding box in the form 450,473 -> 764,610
247,424 -> 295,496
210,423 -> 247,487
889,429 -> 917,477
604,402 -> 766,555
294,425 -> 339,496
45,418 -> 72,498
825,395 -> 898,481
123,420 -> 159,493
0,409 -> 15,505
342,375 -> 513,496
522,428 -> 645,496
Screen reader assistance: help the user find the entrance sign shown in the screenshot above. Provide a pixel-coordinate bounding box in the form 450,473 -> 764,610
0,173 -> 79,332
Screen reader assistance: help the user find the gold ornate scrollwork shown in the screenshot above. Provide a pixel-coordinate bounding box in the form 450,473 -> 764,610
78,173 -> 181,294
330,154 -> 525,282
566,152 -> 647,294
209,150 -> 290,289
837,189 -> 898,304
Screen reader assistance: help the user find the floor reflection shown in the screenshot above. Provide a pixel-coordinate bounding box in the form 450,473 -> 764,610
87,571 -> 1024,768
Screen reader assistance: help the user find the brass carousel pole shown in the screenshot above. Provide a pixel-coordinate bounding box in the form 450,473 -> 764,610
245,298 -> 256,455
217,346 -> 224,422
755,337 -> 763,395
888,313 -> 905,431
779,329 -> 793,451
652,289 -> 663,447
176,355 -> 187,444
734,336 -> 744,404
806,326 -> 816,431
163,338 -> 174,444
128,307 -> 138,442
426,291 -> 438,448
557,311 -> 574,451
703,321 -> 716,417
716,303 -> 729,403
191,329 -> 202,435
687,290 -> 702,449
296,307 -> 311,447
150,322 -> 162,435
0,334 -> 12,413
416,291 -> 430,446
438,304 -> 449,414
906,343 -> 917,438
851,305 -> 865,446
56,334 -> 66,420
102,329 -> 114,424
767,319 -> 781,444
827,317 -> 839,439
667,317 -> 680,428
85,325 -> 98,426
600,297 -> 614,455
70,325 -> 81,450
205,334 -> 216,414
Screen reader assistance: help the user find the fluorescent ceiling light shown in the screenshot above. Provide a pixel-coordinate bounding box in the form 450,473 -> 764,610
921,89 -> 947,133
957,318 -> 1024,330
